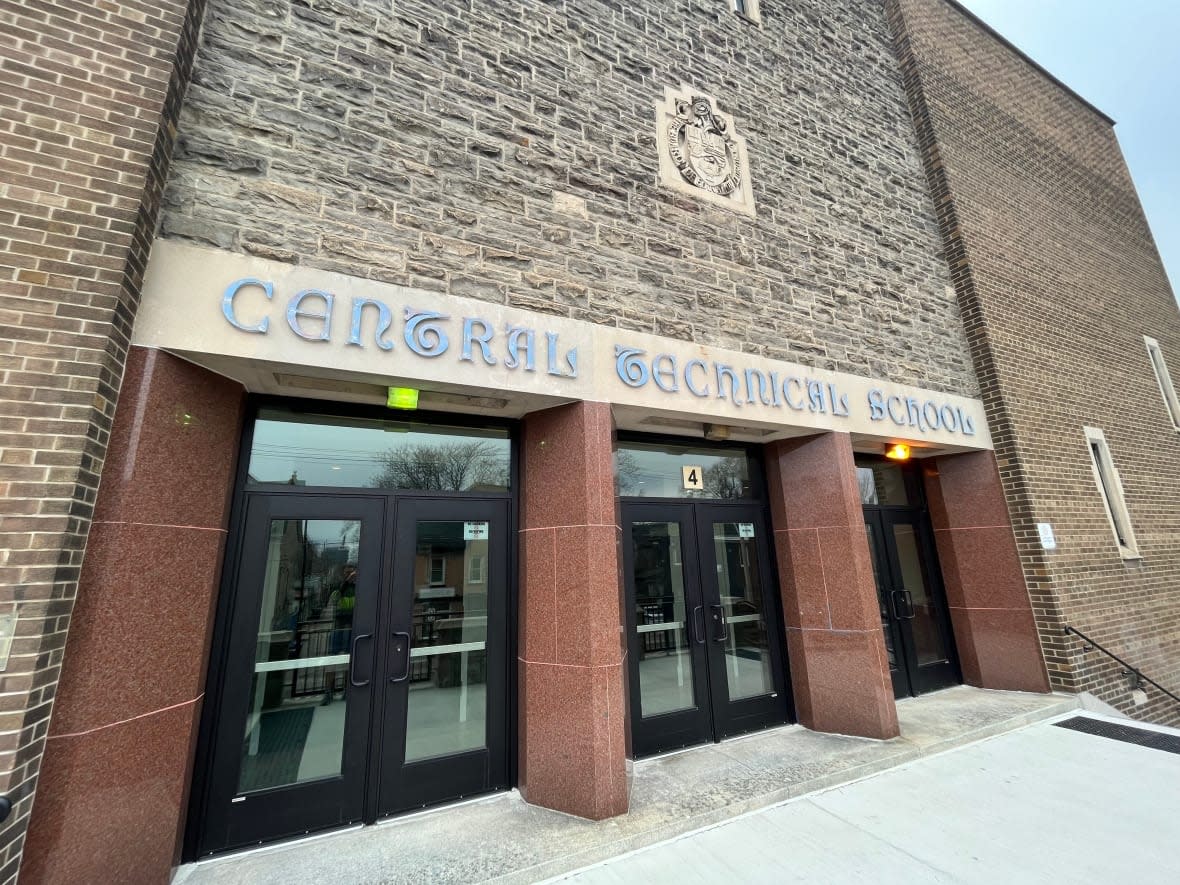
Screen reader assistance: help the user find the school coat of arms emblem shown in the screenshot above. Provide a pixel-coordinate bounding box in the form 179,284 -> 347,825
655,85 -> 755,215
667,95 -> 742,196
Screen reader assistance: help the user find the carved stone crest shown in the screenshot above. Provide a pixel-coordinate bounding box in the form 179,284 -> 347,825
668,96 -> 742,196
655,85 -> 755,215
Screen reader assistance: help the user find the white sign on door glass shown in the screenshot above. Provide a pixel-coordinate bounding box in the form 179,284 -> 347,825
1036,522 -> 1056,550
464,522 -> 489,541
682,465 -> 704,490
738,523 -> 755,539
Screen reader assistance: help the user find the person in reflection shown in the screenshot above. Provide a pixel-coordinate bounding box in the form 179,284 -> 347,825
323,563 -> 358,705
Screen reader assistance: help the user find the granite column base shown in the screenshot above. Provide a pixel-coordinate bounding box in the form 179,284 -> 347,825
21,347 -> 244,884
766,433 -> 899,740
518,401 -> 629,819
924,451 -> 1050,693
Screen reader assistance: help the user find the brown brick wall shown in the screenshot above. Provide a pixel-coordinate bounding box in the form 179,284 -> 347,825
0,1 -> 205,878
888,0 -> 1180,724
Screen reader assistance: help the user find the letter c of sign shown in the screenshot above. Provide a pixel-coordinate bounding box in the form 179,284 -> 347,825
685,359 -> 710,397
222,278 -> 273,333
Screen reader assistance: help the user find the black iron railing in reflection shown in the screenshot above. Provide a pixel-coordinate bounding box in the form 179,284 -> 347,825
640,604 -> 673,654
291,619 -> 331,697
287,611 -> 475,699
1064,624 -> 1180,710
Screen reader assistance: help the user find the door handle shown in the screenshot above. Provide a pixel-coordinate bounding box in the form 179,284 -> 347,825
349,633 -> 373,687
692,605 -> 706,644
892,590 -> 916,620
710,604 -> 728,642
389,631 -> 412,683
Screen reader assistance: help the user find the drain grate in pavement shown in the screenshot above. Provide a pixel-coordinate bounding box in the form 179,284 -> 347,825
1053,716 -> 1180,755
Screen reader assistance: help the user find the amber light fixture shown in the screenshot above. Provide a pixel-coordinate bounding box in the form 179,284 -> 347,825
884,442 -> 911,461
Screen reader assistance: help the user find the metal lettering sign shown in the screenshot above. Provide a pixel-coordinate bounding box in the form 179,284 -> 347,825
221,280 -> 580,380
613,345 -> 977,438
463,522 -> 489,541
682,466 -> 704,490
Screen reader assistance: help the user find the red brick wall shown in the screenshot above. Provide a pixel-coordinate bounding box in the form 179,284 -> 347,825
888,0 -> 1180,724
0,1 -> 205,878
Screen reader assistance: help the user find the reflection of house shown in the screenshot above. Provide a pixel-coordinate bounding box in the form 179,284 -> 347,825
411,523 -> 488,686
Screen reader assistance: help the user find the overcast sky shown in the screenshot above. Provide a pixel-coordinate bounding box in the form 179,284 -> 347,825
957,0 -> 1179,294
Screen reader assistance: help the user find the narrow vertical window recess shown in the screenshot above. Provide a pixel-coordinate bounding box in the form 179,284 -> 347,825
732,0 -> 761,23
1144,335 -> 1180,430
1083,427 -> 1140,560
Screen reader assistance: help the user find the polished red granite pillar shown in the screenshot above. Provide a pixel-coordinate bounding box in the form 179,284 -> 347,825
765,433 -> 899,739
518,401 -> 629,819
924,451 -> 1050,693
22,347 -> 244,884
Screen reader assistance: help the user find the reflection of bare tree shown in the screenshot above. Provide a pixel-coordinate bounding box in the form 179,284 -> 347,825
857,467 -> 877,505
703,456 -> 746,499
616,449 -> 642,496
371,440 -> 503,491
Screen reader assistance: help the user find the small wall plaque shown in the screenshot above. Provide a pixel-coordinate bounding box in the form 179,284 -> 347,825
1037,522 -> 1057,550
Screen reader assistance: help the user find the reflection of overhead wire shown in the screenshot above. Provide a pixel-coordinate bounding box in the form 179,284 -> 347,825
251,446 -> 509,466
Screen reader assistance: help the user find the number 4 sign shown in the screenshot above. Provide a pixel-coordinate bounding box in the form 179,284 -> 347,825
682,465 -> 704,490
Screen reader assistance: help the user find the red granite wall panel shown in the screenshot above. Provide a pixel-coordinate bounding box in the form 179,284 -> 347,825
21,347 -> 243,884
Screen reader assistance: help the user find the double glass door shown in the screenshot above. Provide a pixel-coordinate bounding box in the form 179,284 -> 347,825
198,493 -> 508,855
623,501 -> 791,757
864,509 -> 959,697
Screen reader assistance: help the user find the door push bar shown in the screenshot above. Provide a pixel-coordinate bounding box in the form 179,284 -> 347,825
891,590 -> 916,620
349,633 -> 374,687
389,631 -> 412,683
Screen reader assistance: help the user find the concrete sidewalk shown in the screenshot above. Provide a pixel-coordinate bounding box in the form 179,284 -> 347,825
176,687 -> 1096,884
551,711 -> 1180,884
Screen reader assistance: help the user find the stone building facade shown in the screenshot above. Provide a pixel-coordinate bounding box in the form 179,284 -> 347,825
0,1 -> 1175,883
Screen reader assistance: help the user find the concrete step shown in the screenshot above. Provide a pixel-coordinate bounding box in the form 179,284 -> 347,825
174,686 -> 1080,885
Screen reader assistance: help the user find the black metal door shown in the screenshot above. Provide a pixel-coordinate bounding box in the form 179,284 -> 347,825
201,493 -> 385,852
200,493 -> 511,855
624,502 -> 714,756
693,502 -> 792,740
865,509 -> 959,697
623,501 -> 790,757
374,497 -> 510,816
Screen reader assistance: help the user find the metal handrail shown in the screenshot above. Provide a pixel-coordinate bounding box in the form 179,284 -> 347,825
1063,625 -> 1180,708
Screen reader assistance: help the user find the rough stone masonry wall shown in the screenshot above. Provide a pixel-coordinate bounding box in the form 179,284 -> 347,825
888,0 -> 1180,725
0,0 -> 204,879
160,0 -> 978,396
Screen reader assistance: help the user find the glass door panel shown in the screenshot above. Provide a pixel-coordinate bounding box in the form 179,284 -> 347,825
696,504 -> 790,741
201,495 -> 383,855
404,520 -> 489,762
711,521 -> 775,701
623,503 -> 713,757
377,498 -> 509,816
890,522 -> 948,667
865,514 -> 910,698
632,521 -> 696,717
239,518 -> 358,792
